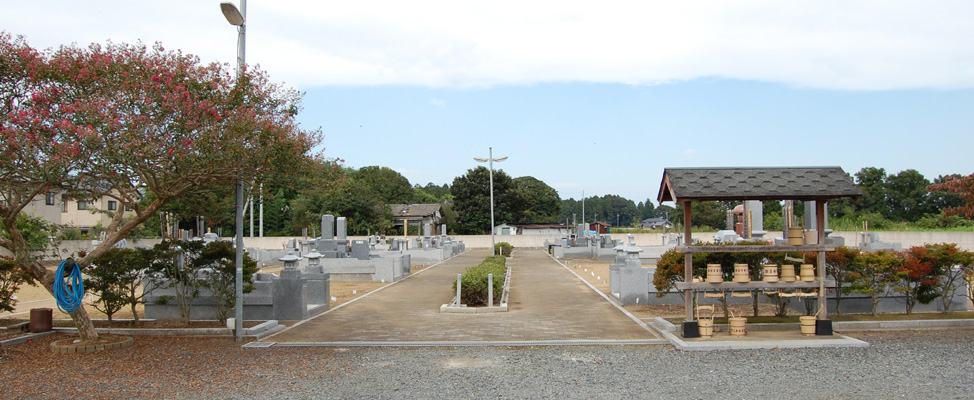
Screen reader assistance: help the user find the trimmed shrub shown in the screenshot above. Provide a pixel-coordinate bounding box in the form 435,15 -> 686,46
453,256 -> 506,306
494,242 -> 514,257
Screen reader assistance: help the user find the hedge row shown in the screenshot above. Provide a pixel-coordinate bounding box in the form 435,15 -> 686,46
453,255 -> 507,306
494,242 -> 514,257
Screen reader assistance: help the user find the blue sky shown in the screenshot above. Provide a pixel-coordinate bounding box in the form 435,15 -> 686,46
4,1 -> 972,203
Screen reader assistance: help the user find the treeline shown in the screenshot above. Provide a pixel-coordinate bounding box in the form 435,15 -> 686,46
138,166 -> 972,238
669,168 -> 973,231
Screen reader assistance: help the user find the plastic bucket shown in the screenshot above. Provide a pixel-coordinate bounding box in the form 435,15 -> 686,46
762,265 -> 779,282
800,264 -> 816,282
729,317 -> 747,337
800,316 -> 817,336
733,264 -> 750,283
706,264 -> 722,283
698,319 -> 714,338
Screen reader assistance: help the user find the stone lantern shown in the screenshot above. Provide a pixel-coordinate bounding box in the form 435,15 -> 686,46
305,251 -> 323,273
279,253 -> 301,279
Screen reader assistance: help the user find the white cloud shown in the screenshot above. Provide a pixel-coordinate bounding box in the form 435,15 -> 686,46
4,1 -> 973,90
683,149 -> 697,156
430,98 -> 446,108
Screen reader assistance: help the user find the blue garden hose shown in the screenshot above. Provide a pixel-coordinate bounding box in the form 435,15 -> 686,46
54,259 -> 85,314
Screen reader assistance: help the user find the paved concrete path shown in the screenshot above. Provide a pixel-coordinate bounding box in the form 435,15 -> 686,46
266,249 -> 658,343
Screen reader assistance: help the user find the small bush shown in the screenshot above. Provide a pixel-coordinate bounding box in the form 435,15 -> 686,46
453,256 -> 506,306
494,242 -> 514,257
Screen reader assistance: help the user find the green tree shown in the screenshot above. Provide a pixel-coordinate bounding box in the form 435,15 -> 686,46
351,166 -> 414,204
146,240 -> 207,324
885,169 -> 933,222
451,166 -> 517,234
855,167 -> 889,216
194,240 -> 257,324
512,176 -> 561,223
637,199 -> 657,220
847,250 -> 901,316
0,257 -> 26,313
292,167 -> 393,236
86,247 -> 154,322
684,202 -> 729,230
918,243 -> 974,313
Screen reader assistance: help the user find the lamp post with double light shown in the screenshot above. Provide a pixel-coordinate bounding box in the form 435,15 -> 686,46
474,148 -> 507,255
220,0 -> 245,342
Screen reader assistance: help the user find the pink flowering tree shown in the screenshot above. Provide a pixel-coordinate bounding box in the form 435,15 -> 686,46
1,32 -> 322,342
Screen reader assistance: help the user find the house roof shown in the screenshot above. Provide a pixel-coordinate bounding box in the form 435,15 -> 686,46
511,223 -> 570,229
388,203 -> 442,218
657,167 -> 862,203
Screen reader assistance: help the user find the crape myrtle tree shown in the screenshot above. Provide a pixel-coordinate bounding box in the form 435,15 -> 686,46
0,33 -> 321,342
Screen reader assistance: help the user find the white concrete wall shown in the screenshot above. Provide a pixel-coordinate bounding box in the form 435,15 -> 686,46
23,231 -> 974,261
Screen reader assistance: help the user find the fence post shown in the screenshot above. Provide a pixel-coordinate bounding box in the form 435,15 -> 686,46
488,273 -> 494,307
456,274 -> 462,305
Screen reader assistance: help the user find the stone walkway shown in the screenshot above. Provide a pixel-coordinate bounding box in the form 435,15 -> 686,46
265,249 -> 659,343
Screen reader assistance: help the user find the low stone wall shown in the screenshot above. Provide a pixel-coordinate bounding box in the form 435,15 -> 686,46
37,231 -> 974,261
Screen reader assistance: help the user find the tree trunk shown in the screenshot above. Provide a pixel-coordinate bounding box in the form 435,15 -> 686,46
130,286 -> 140,323
25,260 -> 99,341
752,293 -> 759,317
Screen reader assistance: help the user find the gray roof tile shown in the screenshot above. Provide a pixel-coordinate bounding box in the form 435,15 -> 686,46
657,167 -> 862,203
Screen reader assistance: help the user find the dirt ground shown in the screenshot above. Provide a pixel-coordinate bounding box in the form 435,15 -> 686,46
1,262 -> 435,328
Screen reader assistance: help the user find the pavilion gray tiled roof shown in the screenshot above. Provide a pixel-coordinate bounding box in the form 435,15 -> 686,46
657,167 -> 862,203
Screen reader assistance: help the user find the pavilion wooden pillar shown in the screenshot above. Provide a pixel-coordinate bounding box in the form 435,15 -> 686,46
816,200 -> 828,320
683,201 -> 694,323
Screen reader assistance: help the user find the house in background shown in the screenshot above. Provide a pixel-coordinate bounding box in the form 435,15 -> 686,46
389,203 -> 443,235
511,223 -> 571,235
22,190 -> 128,235
589,221 -> 611,234
640,217 -> 673,229
493,223 -> 517,235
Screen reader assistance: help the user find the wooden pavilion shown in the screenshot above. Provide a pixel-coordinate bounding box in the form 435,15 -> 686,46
657,167 -> 862,338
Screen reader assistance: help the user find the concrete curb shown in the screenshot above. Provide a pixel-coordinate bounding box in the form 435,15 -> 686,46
0,330 -> 57,348
246,339 -> 670,348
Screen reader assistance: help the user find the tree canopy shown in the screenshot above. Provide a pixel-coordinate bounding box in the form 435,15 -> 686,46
451,166 -> 519,234
0,33 -> 321,340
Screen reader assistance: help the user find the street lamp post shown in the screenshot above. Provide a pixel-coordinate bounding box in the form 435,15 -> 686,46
220,0 -> 245,342
474,147 -> 507,256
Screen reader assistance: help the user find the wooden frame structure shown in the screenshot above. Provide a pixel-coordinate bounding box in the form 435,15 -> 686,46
657,167 -> 861,337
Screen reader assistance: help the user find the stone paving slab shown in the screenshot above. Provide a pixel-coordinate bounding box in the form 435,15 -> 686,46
264,249 -> 659,343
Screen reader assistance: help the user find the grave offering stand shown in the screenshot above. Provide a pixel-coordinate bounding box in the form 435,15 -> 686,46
657,167 -> 862,338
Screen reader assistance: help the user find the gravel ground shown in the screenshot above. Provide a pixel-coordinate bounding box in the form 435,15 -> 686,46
2,329 -> 972,399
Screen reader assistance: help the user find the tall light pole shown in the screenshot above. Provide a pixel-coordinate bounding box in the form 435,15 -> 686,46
474,147 -> 507,255
220,0 -> 245,342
